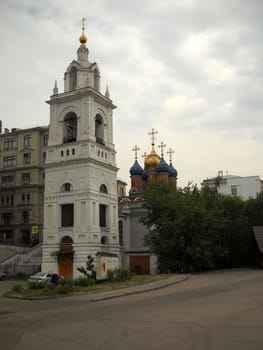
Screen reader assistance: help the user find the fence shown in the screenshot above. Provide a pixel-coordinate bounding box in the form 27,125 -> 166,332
0,263 -> 41,276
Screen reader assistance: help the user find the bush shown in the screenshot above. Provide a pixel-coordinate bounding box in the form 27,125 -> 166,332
56,284 -> 74,294
60,277 -> 74,287
12,284 -> 24,293
107,267 -> 134,282
28,281 -> 47,290
74,277 -> 95,287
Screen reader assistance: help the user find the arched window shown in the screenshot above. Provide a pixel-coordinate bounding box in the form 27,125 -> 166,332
101,235 -> 108,245
61,204 -> 74,227
61,183 -> 72,192
100,184 -> 108,193
69,67 -> 77,90
99,204 -> 107,227
61,236 -> 73,244
60,236 -> 73,254
95,114 -> 104,145
22,211 -> 29,224
118,220 -> 124,246
64,113 -> 77,143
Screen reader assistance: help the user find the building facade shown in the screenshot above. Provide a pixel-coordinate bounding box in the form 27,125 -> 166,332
0,125 -> 48,245
41,24 -> 120,278
201,171 -> 263,199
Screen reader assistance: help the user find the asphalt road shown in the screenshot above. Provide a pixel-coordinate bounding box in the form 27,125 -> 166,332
1,269 -> 263,350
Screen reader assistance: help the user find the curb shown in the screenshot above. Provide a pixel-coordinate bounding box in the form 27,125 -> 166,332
91,275 -> 191,301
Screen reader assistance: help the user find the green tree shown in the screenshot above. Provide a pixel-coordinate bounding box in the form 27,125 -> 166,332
143,182 -> 257,272
143,183 -> 225,272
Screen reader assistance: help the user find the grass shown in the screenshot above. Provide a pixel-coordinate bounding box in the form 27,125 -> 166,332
4,274 -> 174,299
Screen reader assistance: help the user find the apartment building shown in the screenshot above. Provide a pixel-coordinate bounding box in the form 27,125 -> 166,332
201,171 -> 263,199
0,125 -> 49,245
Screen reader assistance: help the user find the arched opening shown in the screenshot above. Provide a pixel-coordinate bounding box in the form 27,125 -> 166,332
61,183 -> 72,192
95,114 -> 104,145
100,184 -> 108,194
69,67 -> 77,90
101,235 -> 108,245
64,113 -> 77,143
61,236 -> 73,244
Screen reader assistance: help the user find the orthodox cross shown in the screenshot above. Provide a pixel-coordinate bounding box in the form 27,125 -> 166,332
167,148 -> 175,163
141,152 -> 147,159
132,145 -> 140,160
158,142 -> 166,158
148,128 -> 158,146
82,17 -> 86,31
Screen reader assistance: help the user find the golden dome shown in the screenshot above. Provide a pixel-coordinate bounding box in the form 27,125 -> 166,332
79,30 -> 87,45
79,17 -> 87,45
144,147 -> 161,170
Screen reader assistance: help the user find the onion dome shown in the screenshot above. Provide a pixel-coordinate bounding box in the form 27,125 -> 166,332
142,168 -> 148,180
79,17 -> 87,45
130,160 -> 143,176
168,163 -> 178,178
156,158 -> 169,173
144,147 -> 161,170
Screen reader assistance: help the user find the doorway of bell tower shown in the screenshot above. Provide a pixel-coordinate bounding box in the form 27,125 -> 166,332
58,253 -> 73,278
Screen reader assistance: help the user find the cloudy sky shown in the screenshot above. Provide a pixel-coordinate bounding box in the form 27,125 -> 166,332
1,0 -> 262,188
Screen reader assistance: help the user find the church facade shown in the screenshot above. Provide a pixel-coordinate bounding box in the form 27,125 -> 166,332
118,130 -> 178,274
42,23 -> 120,278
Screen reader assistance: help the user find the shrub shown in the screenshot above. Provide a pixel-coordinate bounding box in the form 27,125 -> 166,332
56,284 -> 74,294
107,267 -> 134,282
12,284 -> 24,293
59,278 -> 74,288
77,255 -> 96,279
74,277 -> 95,287
28,281 -> 47,290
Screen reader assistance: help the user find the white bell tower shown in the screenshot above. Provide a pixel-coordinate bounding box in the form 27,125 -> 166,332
42,19 -> 120,277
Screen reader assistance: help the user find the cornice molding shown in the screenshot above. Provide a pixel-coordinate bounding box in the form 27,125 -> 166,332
45,157 -> 118,172
47,87 -> 116,109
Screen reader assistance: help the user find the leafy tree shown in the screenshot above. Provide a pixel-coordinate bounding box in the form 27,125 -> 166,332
142,182 -> 256,273
143,183 -> 221,272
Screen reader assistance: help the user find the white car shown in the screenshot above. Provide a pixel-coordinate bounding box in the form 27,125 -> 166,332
28,272 -> 64,284
28,272 -> 52,283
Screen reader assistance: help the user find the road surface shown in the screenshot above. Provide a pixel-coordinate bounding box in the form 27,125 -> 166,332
0,269 -> 263,350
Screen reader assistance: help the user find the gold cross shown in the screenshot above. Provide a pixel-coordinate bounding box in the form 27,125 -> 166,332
148,128 -> 158,146
167,148 -> 175,163
141,152 -> 147,159
132,145 -> 140,160
158,142 -> 166,158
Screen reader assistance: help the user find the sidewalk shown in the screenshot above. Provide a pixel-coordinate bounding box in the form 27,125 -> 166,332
88,274 -> 190,302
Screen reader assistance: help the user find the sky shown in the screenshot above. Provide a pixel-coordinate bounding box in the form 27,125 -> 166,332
0,0 -> 263,189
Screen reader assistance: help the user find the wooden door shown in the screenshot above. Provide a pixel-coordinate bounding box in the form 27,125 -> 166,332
59,253 -> 73,278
